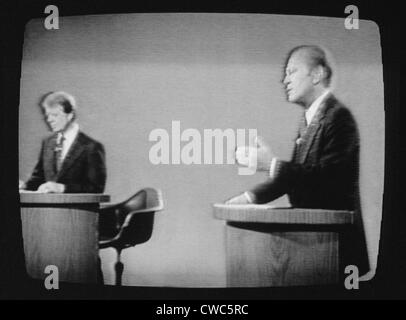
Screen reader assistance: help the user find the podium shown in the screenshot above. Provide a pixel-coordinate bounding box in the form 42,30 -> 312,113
20,193 -> 110,284
213,204 -> 354,287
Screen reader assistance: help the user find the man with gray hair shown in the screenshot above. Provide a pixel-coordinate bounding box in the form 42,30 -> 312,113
228,45 -> 358,210
19,91 -> 106,193
227,45 -> 369,273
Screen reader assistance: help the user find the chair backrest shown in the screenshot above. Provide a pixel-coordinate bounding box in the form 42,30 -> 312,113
144,187 -> 164,211
118,188 -> 164,248
120,188 -> 163,212
121,189 -> 147,213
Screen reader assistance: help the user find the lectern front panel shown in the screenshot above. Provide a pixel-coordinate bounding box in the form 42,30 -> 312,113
21,205 -> 98,283
20,193 -> 109,284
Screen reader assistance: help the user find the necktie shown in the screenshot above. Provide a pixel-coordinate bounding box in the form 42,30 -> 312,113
55,133 -> 65,172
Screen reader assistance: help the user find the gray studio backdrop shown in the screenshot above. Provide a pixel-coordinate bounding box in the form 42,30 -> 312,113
19,13 -> 384,286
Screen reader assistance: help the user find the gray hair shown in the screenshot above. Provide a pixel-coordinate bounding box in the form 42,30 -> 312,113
286,45 -> 333,87
40,91 -> 77,114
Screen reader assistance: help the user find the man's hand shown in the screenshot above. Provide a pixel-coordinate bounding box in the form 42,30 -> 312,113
37,181 -> 65,193
19,180 -> 26,190
225,193 -> 251,205
235,136 -> 274,172
255,136 -> 274,171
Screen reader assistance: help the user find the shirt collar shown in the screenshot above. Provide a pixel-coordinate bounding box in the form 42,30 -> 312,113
305,89 -> 330,125
59,122 -> 79,143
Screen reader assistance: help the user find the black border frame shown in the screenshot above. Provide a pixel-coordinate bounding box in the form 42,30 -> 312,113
0,0 -> 402,301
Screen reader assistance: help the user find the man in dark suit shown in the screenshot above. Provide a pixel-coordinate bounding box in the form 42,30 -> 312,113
19,91 -> 106,193
227,45 -> 369,273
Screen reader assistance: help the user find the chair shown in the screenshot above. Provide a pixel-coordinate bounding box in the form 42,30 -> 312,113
98,188 -> 164,286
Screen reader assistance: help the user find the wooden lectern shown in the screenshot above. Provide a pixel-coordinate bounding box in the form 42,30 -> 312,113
213,204 -> 354,287
20,193 -> 110,284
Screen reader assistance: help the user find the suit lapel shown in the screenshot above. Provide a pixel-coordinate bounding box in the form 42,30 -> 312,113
297,122 -> 321,163
296,94 -> 334,163
57,132 -> 85,178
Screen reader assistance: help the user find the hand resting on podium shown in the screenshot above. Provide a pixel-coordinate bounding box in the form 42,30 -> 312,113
225,192 -> 256,205
19,179 -> 65,193
19,179 -> 26,190
226,193 -> 250,205
37,181 -> 66,193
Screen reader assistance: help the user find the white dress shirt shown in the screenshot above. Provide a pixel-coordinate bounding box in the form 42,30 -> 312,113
305,89 -> 331,126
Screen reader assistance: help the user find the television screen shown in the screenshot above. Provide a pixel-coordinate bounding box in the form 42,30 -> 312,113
0,0 -> 401,302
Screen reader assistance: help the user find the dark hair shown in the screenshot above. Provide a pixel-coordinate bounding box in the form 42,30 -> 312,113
285,45 -> 333,86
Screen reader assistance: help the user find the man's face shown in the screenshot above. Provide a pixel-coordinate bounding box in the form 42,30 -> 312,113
43,105 -> 72,132
283,52 -> 315,106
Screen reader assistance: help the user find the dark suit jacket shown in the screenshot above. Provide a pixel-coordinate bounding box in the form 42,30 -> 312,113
25,131 -> 106,193
251,94 -> 359,209
250,94 -> 369,273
